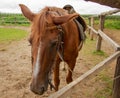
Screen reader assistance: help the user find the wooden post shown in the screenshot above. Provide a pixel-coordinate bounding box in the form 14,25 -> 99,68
96,15 -> 105,51
49,52 -> 120,98
90,17 -> 94,40
113,56 -> 120,98
88,17 -> 91,34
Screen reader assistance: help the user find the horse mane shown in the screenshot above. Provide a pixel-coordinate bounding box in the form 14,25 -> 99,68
37,7 -> 67,35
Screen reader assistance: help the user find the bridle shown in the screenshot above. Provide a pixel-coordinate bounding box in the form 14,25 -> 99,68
56,25 -> 64,62
46,25 -> 65,62
46,24 -> 65,91
45,12 -> 84,91
46,16 -> 85,90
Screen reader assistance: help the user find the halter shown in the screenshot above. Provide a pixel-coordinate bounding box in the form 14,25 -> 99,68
56,25 -> 64,62
46,17 -> 86,90
46,25 -> 65,62
46,25 -> 65,91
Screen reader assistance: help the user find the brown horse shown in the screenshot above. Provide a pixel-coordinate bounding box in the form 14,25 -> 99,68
19,4 -> 86,95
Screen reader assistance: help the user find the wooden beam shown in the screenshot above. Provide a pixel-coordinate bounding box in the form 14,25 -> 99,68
87,25 -> 98,34
96,15 -> 105,51
99,15 -> 105,31
113,56 -> 120,98
98,30 -> 120,51
88,15 -> 98,18
87,27 -> 120,51
90,17 -> 94,40
88,18 -> 91,34
100,9 -> 120,16
96,34 -> 102,51
49,51 -> 120,98
85,0 -> 120,9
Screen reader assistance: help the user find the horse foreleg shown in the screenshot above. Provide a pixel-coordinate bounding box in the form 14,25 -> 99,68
53,60 -> 60,91
66,60 -> 76,84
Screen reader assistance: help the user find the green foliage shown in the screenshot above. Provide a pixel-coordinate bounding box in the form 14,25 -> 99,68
0,28 -> 28,43
0,13 -> 30,26
80,36 -> 109,66
105,19 -> 120,30
0,13 -> 119,29
92,50 -> 107,56
80,36 -> 112,98
82,15 -> 120,30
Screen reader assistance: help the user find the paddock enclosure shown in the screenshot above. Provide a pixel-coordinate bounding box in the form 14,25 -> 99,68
0,10 -> 120,98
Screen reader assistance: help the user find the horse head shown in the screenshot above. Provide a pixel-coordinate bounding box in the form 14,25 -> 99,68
19,4 -> 79,95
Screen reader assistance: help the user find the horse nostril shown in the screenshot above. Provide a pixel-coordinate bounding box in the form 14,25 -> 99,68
40,87 -> 45,94
30,84 -> 45,95
41,87 -> 44,91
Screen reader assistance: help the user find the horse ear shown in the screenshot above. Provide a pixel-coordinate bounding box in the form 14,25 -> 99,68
52,13 -> 79,24
19,4 -> 35,21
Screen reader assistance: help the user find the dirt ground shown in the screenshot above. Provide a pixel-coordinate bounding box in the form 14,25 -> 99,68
0,26 -> 120,98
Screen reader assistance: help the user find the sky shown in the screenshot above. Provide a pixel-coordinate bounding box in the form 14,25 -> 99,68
0,0 -> 119,15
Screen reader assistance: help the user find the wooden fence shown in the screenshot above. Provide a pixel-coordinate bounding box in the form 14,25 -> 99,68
49,9 -> 120,98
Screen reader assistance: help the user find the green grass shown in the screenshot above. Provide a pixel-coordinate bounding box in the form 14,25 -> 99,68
0,13 -> 30,26
81,36 -> 109,66
82,15 -> 120,30
0,13 -> 119,29
105,19 -> 120,30
79,35 -> 113,98
94,70 -> 113,98
0,28 -> 28,43
92,50 -> 107,56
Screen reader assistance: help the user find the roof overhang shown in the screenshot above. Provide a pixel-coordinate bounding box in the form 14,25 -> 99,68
85,0 -> 120,9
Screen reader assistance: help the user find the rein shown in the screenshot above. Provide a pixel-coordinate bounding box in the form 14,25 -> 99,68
47,25 -> 65,91
56,25 -> 64,62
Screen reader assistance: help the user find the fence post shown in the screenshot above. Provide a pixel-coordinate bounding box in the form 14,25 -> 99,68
88,17 -> 91,34
96,15 -> 105,51
113,56 -> 120,98
90,17 -> 94,40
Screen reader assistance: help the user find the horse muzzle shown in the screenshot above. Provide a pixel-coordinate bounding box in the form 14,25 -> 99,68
30,83 -> 47,95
